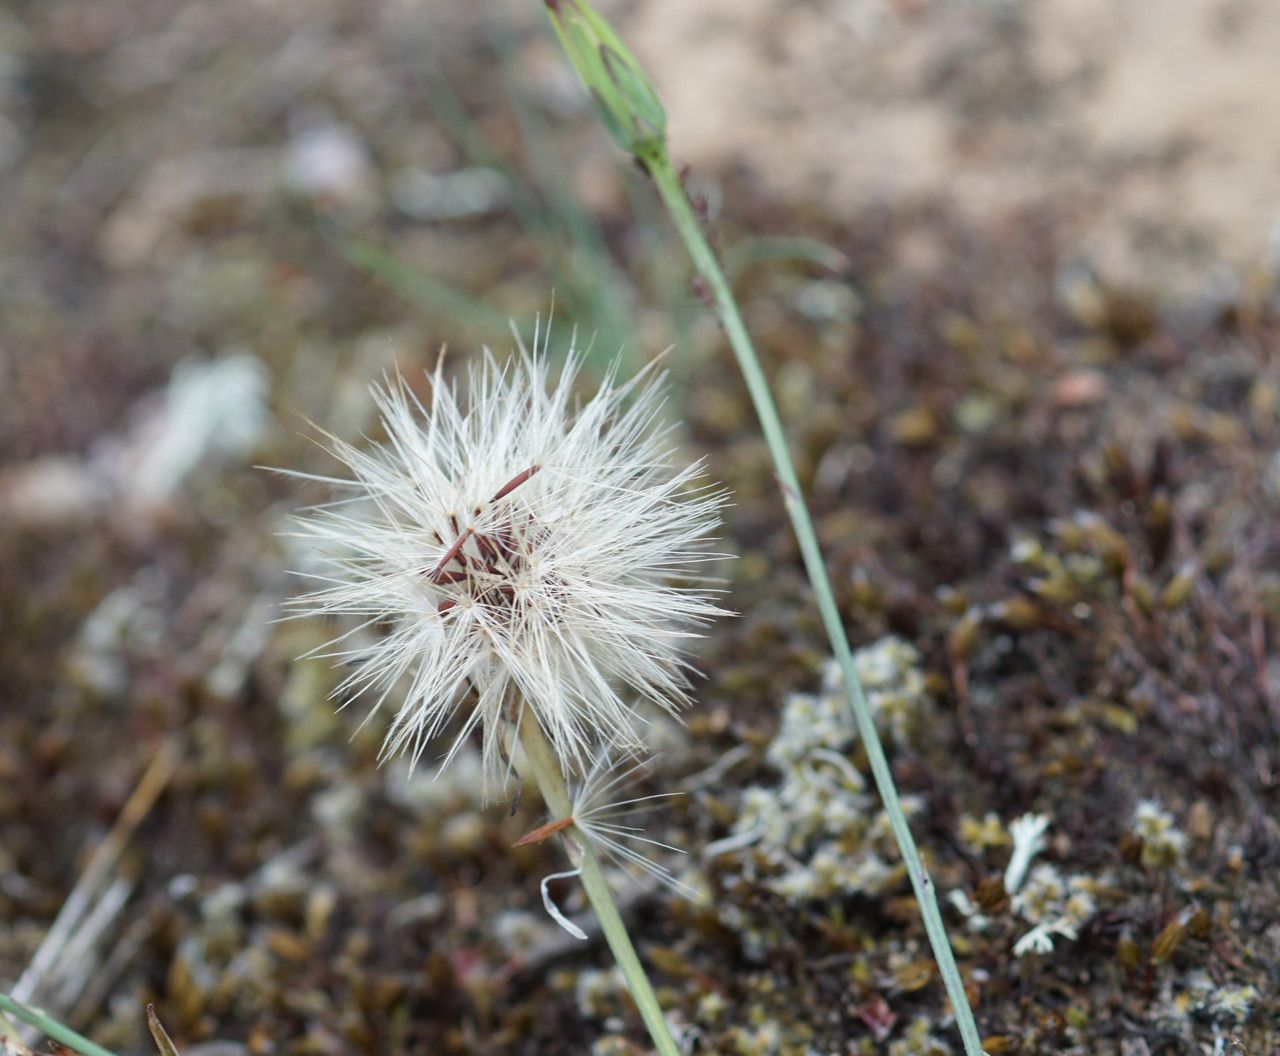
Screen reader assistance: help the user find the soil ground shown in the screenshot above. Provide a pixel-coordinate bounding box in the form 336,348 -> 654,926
2,2 -> 1278,1054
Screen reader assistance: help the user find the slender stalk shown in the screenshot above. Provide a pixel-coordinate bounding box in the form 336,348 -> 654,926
0,994 -> 119,1056
640,151 -> 984,1055
516,718 -> 681,1056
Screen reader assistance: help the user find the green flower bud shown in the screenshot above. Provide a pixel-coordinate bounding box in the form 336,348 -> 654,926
544,0 -> 667,159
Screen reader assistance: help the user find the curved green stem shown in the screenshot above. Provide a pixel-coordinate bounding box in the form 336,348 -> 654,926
638,147 -> 983,1056
516,719 -> 680,1056
0,993 -> 119,1056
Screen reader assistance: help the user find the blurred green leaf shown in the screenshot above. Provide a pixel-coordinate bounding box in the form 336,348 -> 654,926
724,236 -> 850,282
321,223 -> 511,338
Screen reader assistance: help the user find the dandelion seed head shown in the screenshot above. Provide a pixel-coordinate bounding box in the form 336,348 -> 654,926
289,337 -> 727,787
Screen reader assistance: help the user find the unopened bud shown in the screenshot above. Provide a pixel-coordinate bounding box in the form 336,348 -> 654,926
545,0 -> 667,158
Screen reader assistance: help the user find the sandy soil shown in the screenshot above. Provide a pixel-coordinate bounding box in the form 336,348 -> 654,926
624,0 -> 1280,295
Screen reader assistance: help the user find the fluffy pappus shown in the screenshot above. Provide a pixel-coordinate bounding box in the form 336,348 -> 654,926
287,336 -> 728,788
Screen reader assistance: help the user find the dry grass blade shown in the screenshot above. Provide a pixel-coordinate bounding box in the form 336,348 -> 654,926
11,739 -> 179,1043
146,1006 -> 180,1056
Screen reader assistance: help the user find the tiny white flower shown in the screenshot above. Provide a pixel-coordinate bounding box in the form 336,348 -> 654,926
289,340 -> 727,786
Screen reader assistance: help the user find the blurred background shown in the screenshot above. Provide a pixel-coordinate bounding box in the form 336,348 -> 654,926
3,1 -> 1279,1053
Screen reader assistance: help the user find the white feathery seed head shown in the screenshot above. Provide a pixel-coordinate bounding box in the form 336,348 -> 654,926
288,334 -> 728,788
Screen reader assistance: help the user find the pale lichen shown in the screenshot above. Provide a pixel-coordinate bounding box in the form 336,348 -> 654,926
1131,799 -> 1187,869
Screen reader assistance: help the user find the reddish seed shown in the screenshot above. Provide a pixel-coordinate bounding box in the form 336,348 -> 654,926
513,815 -> 574,846
473,533 -> 498,562
429,527 -> 473,582
491,465 -> 541,503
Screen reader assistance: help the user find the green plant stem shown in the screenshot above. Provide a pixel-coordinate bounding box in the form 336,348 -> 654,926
0,993 -> 119,1056
640,149 -> 984,1056
516,718 -> 680,1056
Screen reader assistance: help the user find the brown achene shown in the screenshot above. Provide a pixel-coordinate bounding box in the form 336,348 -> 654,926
427,464 -> 542,587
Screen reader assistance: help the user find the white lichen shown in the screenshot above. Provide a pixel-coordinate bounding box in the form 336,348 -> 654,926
1003,813 -> 1050,895
491,910 -> 551,953
714,639 -> 930,927
1205,983 -> 1258,1023
575,965 -> 626,1018
888,1016 -> 952,1056
957,812 -> 1009,854
1131,799 -> 1187,869
1010,863 -> 1097,957
994,814 -> 1100,958
1174,971 -> 1259,1026
822,636 -> 929,747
